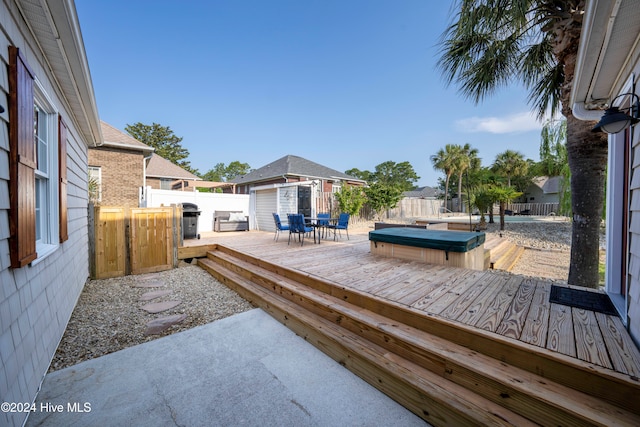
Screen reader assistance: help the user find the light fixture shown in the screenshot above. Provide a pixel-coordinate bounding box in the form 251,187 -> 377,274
592,92 -> 640,134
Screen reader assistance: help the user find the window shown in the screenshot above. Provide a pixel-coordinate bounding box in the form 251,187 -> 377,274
160,179 -> 173,190
88,166 -> 102,202
32,83 -> 59,256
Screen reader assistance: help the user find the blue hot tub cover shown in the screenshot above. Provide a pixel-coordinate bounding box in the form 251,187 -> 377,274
369,228 -> 485,253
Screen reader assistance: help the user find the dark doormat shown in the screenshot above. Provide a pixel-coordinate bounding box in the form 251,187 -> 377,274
549,285 -> 618,316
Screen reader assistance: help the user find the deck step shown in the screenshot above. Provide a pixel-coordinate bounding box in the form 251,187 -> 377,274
199,246 -> 640,426
198,257 -> 535,426
487,238 -> 525,271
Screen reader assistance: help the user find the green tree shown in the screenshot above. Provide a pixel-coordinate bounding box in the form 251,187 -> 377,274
202,163 -> 226,182
535,119 -> 571,216
225,161 -> 251,180
125,122 -> 197,174
334,185 -> 367,216
202,161 -> 251,182
453,143 -> 480,212
537,119 -> 568,176
364,182 -> 404,221
470,185 -> 496,229
372,161 -> 419,192
492,150 -> 529,187
431,144 -> 461,211
344,168 -> 373,182
489,186 -> 523,231
438,0 -> 608,287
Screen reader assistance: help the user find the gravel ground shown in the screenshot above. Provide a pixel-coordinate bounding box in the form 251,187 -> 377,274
50,218 -> 601,372
49,263 -> 253,372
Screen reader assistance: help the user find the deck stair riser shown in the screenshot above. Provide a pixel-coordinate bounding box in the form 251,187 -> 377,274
200,245 -> 640,425
199,257 -> 536,426
486,239 -> 525,271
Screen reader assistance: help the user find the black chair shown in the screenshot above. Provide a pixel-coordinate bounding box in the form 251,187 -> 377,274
272,213 -> 289,242
288,214 -> 314,246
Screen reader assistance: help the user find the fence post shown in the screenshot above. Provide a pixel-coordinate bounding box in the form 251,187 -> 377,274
88,202 -> 96,279
172,204 -> 179,267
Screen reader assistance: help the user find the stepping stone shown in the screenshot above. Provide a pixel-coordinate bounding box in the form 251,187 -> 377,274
138,289 -> 173,302
140,300 -> 182,314
144,314 -> 187,335
131,279 -> 165,288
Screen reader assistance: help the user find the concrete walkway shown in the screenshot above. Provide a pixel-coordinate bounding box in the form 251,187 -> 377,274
27,309 -> 427,427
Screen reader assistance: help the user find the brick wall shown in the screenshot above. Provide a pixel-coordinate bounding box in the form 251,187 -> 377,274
88,147 -> 144,207
146,177 -> 162,189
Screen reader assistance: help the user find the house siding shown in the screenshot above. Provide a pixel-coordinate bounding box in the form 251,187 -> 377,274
627,119 -> 640,345
88,147 -> 143,207
0,2 -> 93,426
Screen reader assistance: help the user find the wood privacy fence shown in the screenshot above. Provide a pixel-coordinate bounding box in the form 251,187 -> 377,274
89,204 -> 182,279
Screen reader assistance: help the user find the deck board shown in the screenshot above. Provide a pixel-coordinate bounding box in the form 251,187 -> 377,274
573,308 -> 613,368
520,281 -> 552,348
547,303 -> 576,357
494,278 -> 537,339
184,230 -> 640,376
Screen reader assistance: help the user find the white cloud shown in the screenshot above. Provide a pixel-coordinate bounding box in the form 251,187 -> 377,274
455,111 -> 543,134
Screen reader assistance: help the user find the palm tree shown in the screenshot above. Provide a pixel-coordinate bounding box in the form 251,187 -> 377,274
431,144 -> 461,212
453,143 -> 480,212
438,0 -> 607,288
470,185 -> 495,229
489,186 -> 523,231
492,150 -> 528,187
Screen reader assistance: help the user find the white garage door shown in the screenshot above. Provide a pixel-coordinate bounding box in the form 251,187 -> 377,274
256,189 -> 278,232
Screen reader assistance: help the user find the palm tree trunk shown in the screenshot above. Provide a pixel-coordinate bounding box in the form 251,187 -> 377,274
565,113 -> 608,288
457,175 -> 464,212
444,174 -> 451,212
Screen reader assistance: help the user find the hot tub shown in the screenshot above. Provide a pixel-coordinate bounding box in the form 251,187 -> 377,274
368,228 -> 487,270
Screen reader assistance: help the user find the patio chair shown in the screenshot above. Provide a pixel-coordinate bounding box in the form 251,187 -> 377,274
288,213 -> 314,246
272,213 -> 289,242
328,213 -> 350,240
317,212 -> 330,239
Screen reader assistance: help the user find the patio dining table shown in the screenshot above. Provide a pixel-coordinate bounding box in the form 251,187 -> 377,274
304,217 -> 338,244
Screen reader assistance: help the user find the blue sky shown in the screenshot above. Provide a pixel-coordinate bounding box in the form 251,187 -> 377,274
76,0 -> 546,187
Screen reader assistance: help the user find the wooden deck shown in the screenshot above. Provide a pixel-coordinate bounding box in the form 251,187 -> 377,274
183,229 -> 640,377
181,228 -> 640,424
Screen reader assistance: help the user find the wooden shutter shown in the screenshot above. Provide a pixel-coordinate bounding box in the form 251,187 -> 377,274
8,46 -> 37,267
58,116 -> 69,242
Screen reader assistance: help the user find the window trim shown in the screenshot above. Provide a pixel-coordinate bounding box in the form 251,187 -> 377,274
32,78 -> 60,259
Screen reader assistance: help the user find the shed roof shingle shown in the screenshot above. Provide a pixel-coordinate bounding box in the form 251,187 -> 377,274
99,121 -> 154,153
230,155 -> 364,184
146,154 -> 201,180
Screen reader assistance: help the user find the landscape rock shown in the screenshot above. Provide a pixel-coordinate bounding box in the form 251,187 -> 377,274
144,314 -> 187,335
138,289 -> 173,301
140,300 -> 182,313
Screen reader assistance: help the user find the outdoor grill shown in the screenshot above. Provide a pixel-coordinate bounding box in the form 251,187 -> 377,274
182,203 -> 201,239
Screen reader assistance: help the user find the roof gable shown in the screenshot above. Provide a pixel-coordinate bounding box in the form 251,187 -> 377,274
99,121 -> 154,153
231,155 -> 363,184
146,154 -> 200,180
403,186 -> 439,198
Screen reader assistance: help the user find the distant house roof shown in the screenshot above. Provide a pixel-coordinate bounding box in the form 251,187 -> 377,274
403,186 -> 439,198
532,176 -> 562,194
146,154 -> 201,180
230,155 -> 365,185
99,121 -> 154,154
